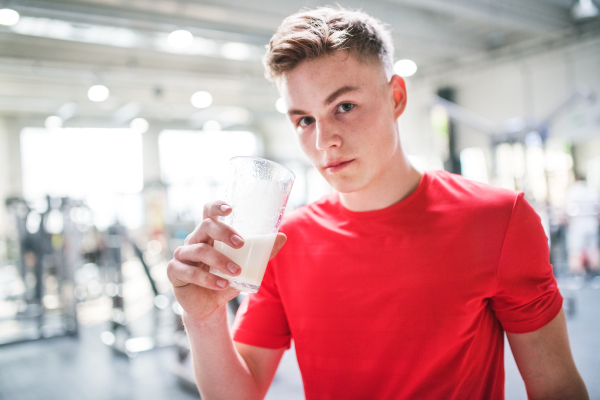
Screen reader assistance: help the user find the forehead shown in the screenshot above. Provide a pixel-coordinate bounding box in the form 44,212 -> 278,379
278,52 -> 387,101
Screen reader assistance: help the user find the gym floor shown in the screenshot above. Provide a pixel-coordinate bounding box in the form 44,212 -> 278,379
0,284 -> 598,400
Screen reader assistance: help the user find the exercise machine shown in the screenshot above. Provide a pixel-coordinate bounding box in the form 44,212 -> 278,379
1,196 -> 86,344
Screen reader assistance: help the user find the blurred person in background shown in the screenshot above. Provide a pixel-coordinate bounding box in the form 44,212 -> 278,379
168,7 -> 588,400
566,173 -> 600,276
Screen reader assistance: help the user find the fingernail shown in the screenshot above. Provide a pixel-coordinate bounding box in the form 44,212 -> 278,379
227,263 -> 240,275
216,279 -> 228,288
231,235 -> 244,247
220,204 -> 231,213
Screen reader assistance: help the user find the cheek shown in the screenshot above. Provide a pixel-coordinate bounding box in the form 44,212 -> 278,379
351,104 -> 385,134
297,132 -> 319,158
356,118 -> 397,159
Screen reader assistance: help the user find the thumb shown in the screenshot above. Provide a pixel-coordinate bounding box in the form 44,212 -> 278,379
269,233 -> 287,261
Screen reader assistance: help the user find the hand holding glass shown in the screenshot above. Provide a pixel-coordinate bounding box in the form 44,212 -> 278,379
210,157 -> 294,293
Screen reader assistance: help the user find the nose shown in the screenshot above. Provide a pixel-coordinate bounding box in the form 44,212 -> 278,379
315,119 -> 342,151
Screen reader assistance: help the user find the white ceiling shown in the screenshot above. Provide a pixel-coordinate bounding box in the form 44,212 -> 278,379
0,0 -> 599,128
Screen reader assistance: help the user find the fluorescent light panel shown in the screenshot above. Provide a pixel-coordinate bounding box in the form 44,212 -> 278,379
9,16 -> 263,61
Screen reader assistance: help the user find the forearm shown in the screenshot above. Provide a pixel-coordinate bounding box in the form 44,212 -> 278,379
526,373 -> 589,400
184,306 -> 261,400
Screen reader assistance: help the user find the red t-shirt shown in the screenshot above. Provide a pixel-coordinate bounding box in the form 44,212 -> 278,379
232,170 -> 563,399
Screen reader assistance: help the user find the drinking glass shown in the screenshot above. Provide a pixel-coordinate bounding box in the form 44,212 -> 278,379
209,156 -> 295,293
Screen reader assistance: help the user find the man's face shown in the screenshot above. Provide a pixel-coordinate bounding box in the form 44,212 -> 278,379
280,52 -> 407,194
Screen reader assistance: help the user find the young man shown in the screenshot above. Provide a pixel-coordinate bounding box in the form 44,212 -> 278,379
167,7 -> 589,400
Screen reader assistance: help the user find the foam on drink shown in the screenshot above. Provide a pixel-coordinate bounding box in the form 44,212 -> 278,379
211,233 -> 278,293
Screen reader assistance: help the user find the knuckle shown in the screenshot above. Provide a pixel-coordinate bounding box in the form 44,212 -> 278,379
215,252 -> 229,268
185,266 -> 198,283
195,242 -> 209,256
166,260 -> 177,280
173,246 -> 183,259
200,218 -> 213,231
218,222 -> 231,237
201,272 -> 212,288
185,227 -> 198,245
206,274 -> 219,288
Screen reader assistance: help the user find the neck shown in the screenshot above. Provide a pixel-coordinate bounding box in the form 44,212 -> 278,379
339,152 -> 422,212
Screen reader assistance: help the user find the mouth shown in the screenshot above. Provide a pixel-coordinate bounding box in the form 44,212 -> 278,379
324,159 -> 355,173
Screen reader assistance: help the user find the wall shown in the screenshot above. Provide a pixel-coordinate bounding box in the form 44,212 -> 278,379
400,35 -> 600,177
0,116 -> 24,239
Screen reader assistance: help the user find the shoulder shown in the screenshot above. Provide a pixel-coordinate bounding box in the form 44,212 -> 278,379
426,169 -> 520,211
422,170 -> 528,232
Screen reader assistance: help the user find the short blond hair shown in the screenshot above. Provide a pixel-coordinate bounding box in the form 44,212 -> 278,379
264,7 -> 394,82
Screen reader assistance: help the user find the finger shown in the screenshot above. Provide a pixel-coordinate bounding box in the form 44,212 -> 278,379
185,218 -> 244,248
203,200 -> 232,220
167,259 -> 230,290
175,243 -> 242,276
269,233 -> 287,261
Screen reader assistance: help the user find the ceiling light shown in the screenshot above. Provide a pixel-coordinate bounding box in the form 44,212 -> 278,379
221,42 -> 251,60
572,0 -> 599,20
45,116 -> 63,130
276,98 -> 287,114
394,59 -> 418,77
203,120 -> 221,132
88,85 -> 109,102
0,9 -> 19,26
130,118 -> 149,133
168,30 -> 194,49
191,91 -> 212,108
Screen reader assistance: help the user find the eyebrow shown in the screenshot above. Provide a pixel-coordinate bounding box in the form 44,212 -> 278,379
324,85 -> 360,106
287,85 -> 360,117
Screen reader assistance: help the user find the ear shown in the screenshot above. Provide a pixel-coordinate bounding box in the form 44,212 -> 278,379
390,75 -> 407,119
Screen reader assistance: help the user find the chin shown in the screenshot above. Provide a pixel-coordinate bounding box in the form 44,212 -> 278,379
324,173 -> 368,194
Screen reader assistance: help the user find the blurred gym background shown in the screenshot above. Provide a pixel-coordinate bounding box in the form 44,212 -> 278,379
0,1 -> 599,399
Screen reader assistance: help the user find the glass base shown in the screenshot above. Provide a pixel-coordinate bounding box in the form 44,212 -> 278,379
228,279 -> 260,293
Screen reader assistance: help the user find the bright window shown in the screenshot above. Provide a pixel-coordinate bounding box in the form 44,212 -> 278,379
158,130 -> 258,222
20,128 -> 143,230
460,147 -> 489,184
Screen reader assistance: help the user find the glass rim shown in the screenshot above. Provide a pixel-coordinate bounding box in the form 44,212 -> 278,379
229,156 -> 295,179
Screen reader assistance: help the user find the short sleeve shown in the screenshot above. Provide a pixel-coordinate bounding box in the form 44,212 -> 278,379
231,258 -> 291,349
490,193 -> 563,334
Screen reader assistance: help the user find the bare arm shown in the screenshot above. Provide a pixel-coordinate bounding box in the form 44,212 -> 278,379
184,309 -> 285,400
507,309 -> 588,400
167,201 -> 288,399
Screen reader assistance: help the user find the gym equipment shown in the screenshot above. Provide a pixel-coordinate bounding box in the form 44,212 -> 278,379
1,196 -> 87,345
432,87 -> 596,145
100,222 -> 176,357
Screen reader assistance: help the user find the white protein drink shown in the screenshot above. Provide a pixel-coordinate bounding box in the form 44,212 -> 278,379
211,233 -> 278,293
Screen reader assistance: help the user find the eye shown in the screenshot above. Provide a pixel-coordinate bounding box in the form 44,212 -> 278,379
298,116 -> 315,127
336,103 -> 355,113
